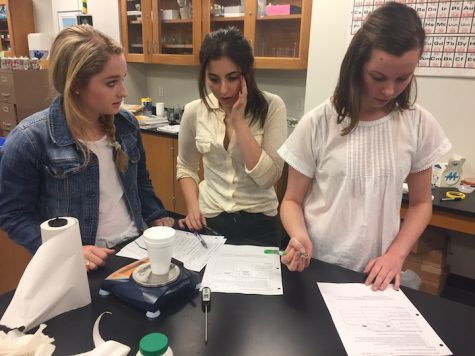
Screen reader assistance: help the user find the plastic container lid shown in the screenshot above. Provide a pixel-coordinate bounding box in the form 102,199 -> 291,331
143,226 -> 175,246
139,333 -> 169,355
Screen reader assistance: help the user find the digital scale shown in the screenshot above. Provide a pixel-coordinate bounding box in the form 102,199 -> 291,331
99,258 -> 200,319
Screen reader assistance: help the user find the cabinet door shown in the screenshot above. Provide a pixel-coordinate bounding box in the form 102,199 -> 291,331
120,0 -> 152,62
149,0 -> 202,65
253,0 -> 312,69
141,132 -> 175,211
202,0 -> 312,69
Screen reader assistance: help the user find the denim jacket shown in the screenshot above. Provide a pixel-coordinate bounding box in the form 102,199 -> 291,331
0,96 -> 168,253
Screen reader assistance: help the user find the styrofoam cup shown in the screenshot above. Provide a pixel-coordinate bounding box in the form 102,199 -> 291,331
143,226 -> 176,275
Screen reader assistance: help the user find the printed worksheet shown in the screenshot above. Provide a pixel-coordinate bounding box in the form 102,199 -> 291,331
201,245 -> 283,295
318,283 -> 452,356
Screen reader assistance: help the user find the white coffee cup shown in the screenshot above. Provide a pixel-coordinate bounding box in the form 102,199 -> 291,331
155,102 -> 165,117
143,226 -> 176,275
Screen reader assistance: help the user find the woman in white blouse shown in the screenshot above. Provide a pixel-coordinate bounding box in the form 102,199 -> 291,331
278,3 -> 451,290
177,27 -> 288,246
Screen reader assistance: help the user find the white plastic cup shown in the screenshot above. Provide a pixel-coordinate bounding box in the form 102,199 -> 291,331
143,226 -> 176,275
155,102 -> 165,117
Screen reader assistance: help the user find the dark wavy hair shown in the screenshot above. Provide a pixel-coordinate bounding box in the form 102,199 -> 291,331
198,27 -> 268,128
333,2 -> 425,135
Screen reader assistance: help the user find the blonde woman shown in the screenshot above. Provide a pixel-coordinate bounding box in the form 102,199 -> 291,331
0,26 -> 173,270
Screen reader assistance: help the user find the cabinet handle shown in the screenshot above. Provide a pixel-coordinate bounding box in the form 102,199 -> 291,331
148,40 -> 151,55
248,10 -> 252,16
1,92 -> 10,98
0,76 -> 7,82
2,106 -> 9,112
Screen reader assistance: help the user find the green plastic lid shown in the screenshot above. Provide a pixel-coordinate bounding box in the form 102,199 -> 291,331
139,333 -> 169,356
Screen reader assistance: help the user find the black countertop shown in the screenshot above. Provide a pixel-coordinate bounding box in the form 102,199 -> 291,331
1,256 -> 474,355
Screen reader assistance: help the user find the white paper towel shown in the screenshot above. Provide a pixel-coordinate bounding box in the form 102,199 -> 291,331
27,33 -> 53,60
0,217 -> 91,331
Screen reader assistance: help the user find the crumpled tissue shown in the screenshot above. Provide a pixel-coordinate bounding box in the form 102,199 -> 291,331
0,323 -> 55,356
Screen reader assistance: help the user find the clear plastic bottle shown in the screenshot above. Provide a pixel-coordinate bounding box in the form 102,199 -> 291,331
136,333 -> 173,356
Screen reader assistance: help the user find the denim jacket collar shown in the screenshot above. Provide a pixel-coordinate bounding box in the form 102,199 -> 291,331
48,96 -> 137,146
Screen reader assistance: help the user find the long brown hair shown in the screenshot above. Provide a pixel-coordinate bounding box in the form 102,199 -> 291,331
48,25 -> 128,172
333,2 -> 425,135
198,27 -> 268,128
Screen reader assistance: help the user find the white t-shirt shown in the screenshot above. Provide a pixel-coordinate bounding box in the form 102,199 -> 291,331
278,99 -> 452,272
82,136 -> 138,248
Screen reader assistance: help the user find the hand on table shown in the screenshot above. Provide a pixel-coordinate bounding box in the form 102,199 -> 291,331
83,245 -> 115,271
364,252 -> 404,291
281,237 -> 312,272
152,216 -> 175,227
178,208 -> 206,232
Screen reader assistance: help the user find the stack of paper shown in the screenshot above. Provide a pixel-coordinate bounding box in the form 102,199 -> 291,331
136,115 -> 168,129
157,124 -> 180,134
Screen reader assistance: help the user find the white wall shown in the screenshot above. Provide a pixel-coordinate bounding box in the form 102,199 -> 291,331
306,0 -> 475,279
50,0 -> 120,42
306,0 -> 475,178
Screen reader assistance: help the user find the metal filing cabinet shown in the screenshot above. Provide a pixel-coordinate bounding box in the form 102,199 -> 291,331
0,69 -> 51,136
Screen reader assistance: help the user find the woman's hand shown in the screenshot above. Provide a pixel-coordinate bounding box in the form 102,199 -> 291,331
364,252 -> 405,291
83,245 -> 115,271
152,217 -> 175,227
281,237 -> 313,272
230,75 -> 248,128
178,208 -> 206,232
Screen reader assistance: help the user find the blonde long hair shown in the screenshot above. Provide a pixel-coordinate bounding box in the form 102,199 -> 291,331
48,25 -> 128,172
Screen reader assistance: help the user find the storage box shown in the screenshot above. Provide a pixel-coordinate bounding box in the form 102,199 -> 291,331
266,4 -> 302,16
161,9 -> 179,20
224,6 -> 244,17
406,248 -> 447,266
411,226 -> 448,254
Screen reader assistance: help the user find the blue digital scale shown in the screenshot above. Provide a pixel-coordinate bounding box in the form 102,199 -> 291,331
99,259 -> 200,319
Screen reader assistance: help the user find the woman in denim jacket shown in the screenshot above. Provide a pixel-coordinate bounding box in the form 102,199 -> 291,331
0,26 -> 173,271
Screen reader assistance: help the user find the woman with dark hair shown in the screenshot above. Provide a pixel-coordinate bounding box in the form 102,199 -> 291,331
278,3 -> 451,290
177,27 -> 287,246
0,25 -> 173,271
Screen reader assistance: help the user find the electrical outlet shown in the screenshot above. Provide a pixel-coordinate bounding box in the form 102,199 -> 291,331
296,98 -> 304,111
158,86 -> 164,97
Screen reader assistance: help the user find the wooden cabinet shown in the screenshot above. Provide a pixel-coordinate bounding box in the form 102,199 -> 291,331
0,229 -> 32,294
142,131 -> 201,215
120,0 -> 202,65
203,0 -> 312,69
119,0 -> 312,69
0,69 -> 51,136
0,0 -> 35,57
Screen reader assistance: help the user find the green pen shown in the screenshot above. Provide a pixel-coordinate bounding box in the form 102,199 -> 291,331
264,249 -> 287,256
264,249 -> 309,258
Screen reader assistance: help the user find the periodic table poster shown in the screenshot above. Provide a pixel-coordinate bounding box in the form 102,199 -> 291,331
350,0 -> 475,77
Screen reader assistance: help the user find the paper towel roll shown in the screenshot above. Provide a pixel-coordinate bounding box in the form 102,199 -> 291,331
40,216 -> 80,244
27,33 -> 53,60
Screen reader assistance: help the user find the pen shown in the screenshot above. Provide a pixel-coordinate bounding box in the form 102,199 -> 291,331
264,249 -> 287,256
193,230 -> 208,249
264,249 -> 309,258
202,225 -> 220,236
440,197 -> 463,201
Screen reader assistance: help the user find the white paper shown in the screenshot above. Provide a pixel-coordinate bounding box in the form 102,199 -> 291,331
74,312 -> 130,356
156,124 -> 180,134
201,245 -> 283,295
1,217 -> 91,331
317,283 -> 452,356
117,230 -> 226,272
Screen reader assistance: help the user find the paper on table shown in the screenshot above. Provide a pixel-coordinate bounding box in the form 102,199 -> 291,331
317,282 -> 452,356
116,230 -> 226,272
0,217 -> 91,331
156,124 -> 180,134
201,245 -> 283,295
